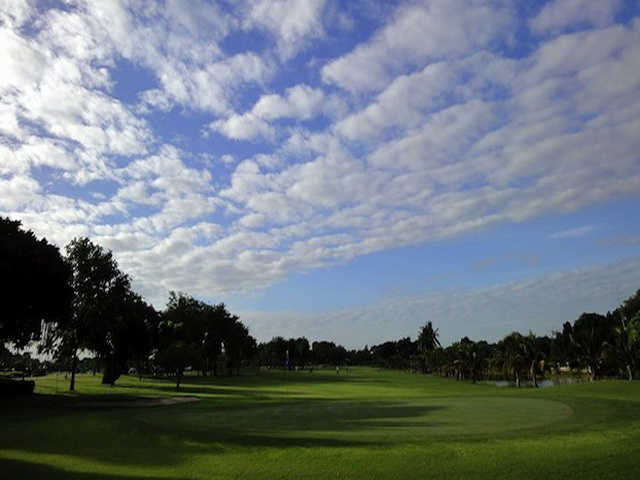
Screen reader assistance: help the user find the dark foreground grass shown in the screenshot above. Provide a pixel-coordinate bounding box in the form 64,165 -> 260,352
1,368 -> 640,479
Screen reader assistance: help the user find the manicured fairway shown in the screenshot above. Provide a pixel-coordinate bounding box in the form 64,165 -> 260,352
1,369 -> 640,478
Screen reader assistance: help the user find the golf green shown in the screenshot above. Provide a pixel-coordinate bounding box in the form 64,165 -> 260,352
137,396 -> 571,441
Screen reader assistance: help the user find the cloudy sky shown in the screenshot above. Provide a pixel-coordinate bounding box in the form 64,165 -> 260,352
2,0 -> 640,348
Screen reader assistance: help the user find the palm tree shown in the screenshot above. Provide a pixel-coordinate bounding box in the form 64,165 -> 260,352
613,310 -> 640,380
452,339 -> 485,383
520,332 -> 546,388
570,313 -> 616,380
417,321 -> 441,374
496,333 -> 527,387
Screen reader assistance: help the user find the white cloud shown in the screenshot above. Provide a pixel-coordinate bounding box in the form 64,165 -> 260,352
254,85 -> 326,120
549,225 -> 601,240
108,146 -> 220,234
212,113 -> 275,141
208,11 -> 640,300
0,175 -> 41,210
1,0 -> 638,321
140,51 -> 272,115
0,0 -> 33,28
0,27 -> 48,92
530,0 -> 622,35
243,0 -> 326,60
335,61 -> 459,141
322,0 -> 514,94
212,85 -> 345,141
368,99 -> 497,171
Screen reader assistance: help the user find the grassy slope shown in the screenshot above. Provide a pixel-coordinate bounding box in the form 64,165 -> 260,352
1,369 -> 639,479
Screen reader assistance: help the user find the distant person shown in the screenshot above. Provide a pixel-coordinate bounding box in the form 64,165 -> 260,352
336,366 -> 340,374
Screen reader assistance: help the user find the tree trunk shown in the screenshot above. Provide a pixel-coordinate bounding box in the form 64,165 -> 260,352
69,351 -> 78,392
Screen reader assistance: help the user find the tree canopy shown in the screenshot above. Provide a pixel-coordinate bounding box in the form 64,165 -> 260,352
0,217 -> 71,348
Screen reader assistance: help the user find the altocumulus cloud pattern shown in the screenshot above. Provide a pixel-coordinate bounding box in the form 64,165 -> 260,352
1,0 -> 639,346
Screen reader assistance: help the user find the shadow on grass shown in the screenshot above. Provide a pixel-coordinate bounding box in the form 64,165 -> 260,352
0,396 -> 447,475
0,458 -> 188,480
118,398 -> 448,451
137,368 -> 392,389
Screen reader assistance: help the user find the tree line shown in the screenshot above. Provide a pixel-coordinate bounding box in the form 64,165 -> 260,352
381,297 -> 640,385
2,216 -> 640,390
1,217 -> 256,389
256,298 -> 640,386
251,300 -> 640,384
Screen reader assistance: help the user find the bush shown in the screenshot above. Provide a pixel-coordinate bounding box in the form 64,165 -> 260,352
0,377 -> 35,396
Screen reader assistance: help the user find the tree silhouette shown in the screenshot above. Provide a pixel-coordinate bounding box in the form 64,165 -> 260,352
615,290 -> 640,380
570,313 -> 616,380
156,340 -> 200,388
494,333 -> 527,386
62,238 -> 133,390
0,217 -> 71,349
417,320 -> 441,373
160,292 -> 255,377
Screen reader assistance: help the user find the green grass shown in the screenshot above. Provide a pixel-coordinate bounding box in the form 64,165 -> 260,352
1,368 -> 640,478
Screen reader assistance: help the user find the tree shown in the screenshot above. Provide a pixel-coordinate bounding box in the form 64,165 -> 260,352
451,338 -> 486,383
104,292 -> 159,383
258,336 -> 288,368
494,333 -> 527,386
202,302 -> 228,376
311,341 -> 347,366
63,238 -> 133,390
156,340 -> 200,388
0,217 -> 71,349
624,313 -> 640,380
615,290 -> 640,380
520,332 -> 547,388
620,289 -> 640,323
551,322 -> 575,373
417,320 -> 441,373
223,320 -> 255,375
159,292 -> 254,376
570,313 -> 616,380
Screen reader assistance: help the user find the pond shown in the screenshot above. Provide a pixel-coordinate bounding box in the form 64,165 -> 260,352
490,377 -> 585,388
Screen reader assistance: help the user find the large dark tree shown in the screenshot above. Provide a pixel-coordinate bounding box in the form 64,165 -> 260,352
493,333 -> 526,386
63,237 -> 134,390
570,312 -> 617,381
156,340 -> 201,388
258,336 -> 288,368
613,289 -> 640,380
101,291 -> 159,384
0,217 -> 71,349
312,340 -> 348,366
223,320 -> 255,375
161,292 -> 219,375
451,338 -> 487,383
417,320 -> 441,373
159,292 -> 255,377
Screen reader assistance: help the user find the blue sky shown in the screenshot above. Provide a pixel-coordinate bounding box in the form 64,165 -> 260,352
1,0 -> 640,348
